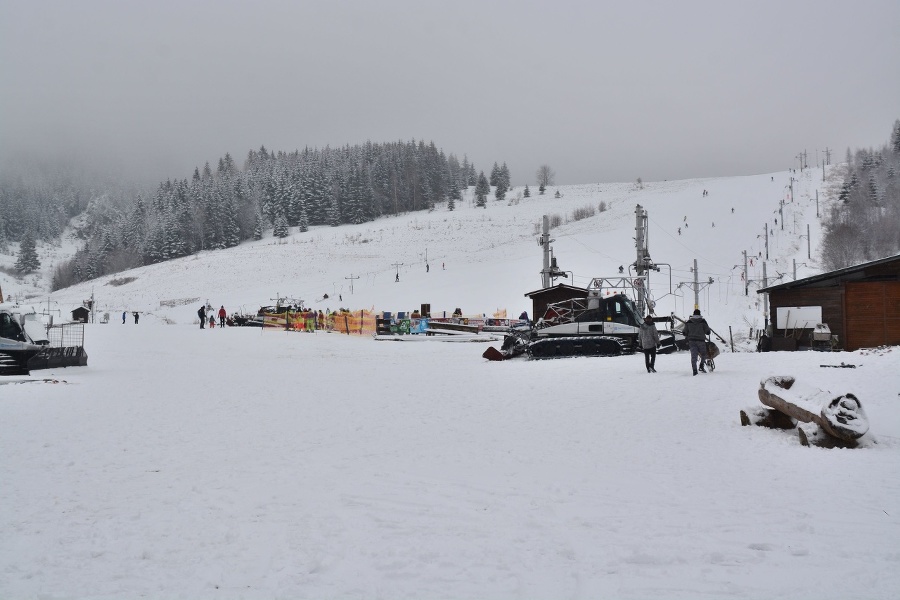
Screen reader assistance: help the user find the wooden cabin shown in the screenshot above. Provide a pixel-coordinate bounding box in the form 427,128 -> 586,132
757,254 -> 900,351
524,283 -> 588,322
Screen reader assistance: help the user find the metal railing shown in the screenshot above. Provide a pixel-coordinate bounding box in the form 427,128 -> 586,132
45,322 -> 85,349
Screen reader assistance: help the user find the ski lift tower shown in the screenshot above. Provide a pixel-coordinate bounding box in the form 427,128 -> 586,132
632,204 -> 661,317
539,215 -> 568,288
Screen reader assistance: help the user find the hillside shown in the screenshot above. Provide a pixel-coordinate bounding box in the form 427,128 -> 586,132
5,165 -> 900,600
2,166 -> 838,339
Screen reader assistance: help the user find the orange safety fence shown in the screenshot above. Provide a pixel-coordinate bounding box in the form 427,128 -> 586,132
261,309 -> 377,335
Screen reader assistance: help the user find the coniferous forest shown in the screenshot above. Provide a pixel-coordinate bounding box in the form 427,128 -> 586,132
1,140 -> 480,290
3,121 -> 899,291
820,119 -> 900,270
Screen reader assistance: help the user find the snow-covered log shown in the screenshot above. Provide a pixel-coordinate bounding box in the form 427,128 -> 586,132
740,406 -> 796,429
755,376 -> 873,447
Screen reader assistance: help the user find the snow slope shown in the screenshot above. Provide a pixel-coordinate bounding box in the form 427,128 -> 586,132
3,166 -> 900,600
4,165 -> 837,334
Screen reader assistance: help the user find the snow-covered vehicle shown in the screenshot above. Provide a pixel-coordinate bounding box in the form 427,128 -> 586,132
484,205 -> 685,360
485,276 -> 679,360
0,304 -> 49,374
0,302 -> 88,375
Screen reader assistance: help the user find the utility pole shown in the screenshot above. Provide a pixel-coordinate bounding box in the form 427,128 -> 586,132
345,273 -> 359,294
793,258 -> 797,280
743,250 -> 749,296
539,215 -> 552,288
780,200 -> 784,231
816,189 -> 819,217
762,261 -> 769,328
764,223 -> 769,260
693,258 -> 700,311
824,147 -> 832,165
807,223 -> 811,259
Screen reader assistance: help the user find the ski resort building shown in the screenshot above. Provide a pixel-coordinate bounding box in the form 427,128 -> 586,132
758,254 -> 900,351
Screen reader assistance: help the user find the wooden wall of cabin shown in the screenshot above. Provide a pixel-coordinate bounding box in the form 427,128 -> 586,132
844,281 -> 900,351
768,286 -> 844,347
529,288 -> 587,322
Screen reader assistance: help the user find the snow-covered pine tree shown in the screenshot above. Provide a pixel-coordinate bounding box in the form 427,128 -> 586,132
448,177 -> 460,204
475,172 -> 489,208
500,162 -> 510,190
297,200 -> 309,233
494,181 -> 507,202
891,119 -> 900,154
223,201 -> 241,247
523,184 -> 531,198
489,162 -> 500,187
868,174 -> 880,206
253,212 -> 264,240
14,230 -> 40,274
273,213 -> 289,238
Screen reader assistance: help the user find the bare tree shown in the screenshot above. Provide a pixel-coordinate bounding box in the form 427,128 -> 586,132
536,165 -> 555,188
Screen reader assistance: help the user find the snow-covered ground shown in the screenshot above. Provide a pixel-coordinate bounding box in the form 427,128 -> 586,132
3,167 -> 900,599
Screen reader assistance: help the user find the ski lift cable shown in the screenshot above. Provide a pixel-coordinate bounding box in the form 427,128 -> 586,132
567,235 -> 627,263
646,214 -> 733,272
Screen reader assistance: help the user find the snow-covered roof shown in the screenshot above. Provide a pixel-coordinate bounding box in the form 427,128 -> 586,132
757,253 -> 900,293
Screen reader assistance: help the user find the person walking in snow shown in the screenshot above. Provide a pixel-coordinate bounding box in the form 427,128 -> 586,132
133,311 -> 139,324
198,305 -> 206,329
639,315 -> 660,373
683,309 -> 711,376
218,305 -> 227,328
122,311 -> 127,324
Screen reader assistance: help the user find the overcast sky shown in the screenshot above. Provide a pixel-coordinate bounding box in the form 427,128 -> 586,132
2,0 -> 899,186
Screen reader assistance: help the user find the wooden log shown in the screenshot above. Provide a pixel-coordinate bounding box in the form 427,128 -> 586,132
740,407 -> 796,429
758,376 -> 869,444
797,424 -> 860,449
757,376 -> 821,423
819,394 -> 868,440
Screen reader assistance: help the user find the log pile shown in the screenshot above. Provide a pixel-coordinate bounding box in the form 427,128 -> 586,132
741,375 -> 875,448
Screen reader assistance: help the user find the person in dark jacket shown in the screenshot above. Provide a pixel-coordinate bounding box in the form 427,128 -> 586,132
198,305 -> 206,329
638,315 -> 661,373
683,309 -> 711,375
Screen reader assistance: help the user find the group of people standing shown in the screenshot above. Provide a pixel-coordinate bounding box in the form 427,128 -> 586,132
638,309 -> 712,376
198,304 -> 227,329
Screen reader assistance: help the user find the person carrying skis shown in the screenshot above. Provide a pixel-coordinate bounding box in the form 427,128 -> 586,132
639,315 -> 660,373
683,309 -> 711,376
198,305 -> 206,329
